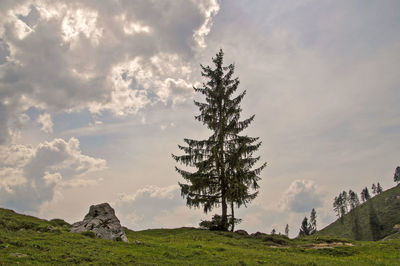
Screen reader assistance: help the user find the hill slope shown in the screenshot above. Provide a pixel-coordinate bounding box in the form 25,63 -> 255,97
319,185 -> 400,241
1,207 -> 400,264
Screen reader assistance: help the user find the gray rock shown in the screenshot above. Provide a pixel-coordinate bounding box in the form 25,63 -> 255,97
70,203 -> 128,242
251,231 -> 267,239
235,229 -> 249,236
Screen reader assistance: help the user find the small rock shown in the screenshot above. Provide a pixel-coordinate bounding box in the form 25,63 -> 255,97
134,240 -> 143,245
10,253 -> 28,258
235,229 -> 249,236
393,224 -> 400,231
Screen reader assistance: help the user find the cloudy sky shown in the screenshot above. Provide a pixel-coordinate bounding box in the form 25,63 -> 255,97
1,0 -> 399,237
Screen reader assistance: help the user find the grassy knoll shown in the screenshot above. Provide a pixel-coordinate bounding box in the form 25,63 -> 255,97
1,208 -> 400,265
318,185 -> 400,241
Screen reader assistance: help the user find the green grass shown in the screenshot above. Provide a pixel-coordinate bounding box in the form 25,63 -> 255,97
318,185 -> 400,241
382,231 -> 400,241
1,208 -> 400,265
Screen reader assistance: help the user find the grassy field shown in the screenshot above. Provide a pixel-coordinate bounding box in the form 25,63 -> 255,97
1,208 -> 400,265
318,185 -> 400,241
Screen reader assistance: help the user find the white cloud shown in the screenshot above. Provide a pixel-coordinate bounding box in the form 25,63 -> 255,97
0,167 -> 26,193
89,54 -> 195,115
0,0 -> 219,146
61,8 -> 103,46
0,137 -> 106,212
116,14 -> 151,36
281,180 -> 323,213
192,0 -> 220,48
36,112 -> 53,133
115,184 -> 205,229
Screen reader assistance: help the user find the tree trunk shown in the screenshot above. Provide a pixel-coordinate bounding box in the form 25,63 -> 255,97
221,186 -> 228,231
230,201 -> 234,232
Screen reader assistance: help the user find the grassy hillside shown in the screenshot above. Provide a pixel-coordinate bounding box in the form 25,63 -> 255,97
1,208 -> 400,264
319,185 -> 400,241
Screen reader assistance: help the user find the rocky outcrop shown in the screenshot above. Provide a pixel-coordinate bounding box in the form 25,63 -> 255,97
70,203 -> 128,242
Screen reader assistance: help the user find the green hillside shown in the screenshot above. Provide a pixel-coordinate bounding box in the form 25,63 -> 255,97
1,207 -> 400,264
319,185 -> 400,241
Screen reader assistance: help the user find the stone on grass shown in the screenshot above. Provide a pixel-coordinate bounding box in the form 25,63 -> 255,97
235,229 -> 249,236
251,231 -> 267,239
70,203 -> 128,242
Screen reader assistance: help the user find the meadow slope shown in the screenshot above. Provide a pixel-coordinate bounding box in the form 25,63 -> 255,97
319,185 -> 400,241
1,208 -> 400,265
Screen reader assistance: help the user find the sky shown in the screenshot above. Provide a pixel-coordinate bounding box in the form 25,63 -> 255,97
0,0 -> 399,237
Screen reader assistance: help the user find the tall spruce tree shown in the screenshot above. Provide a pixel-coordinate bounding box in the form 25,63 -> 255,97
172,49 -> 266,231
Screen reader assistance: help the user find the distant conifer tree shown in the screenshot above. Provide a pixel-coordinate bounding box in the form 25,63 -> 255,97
271,228 -> 276,235
333,195 -> 341,217
372,183 -> 377,195
361,187 -> 371,202
173,50 -> 266,231
340,191 -> 348,216
394,166 -> 400,185
376,182 -> 383,194
299,217 -> 310,236
333,192 -> 348,219
348,189 -> 360,210
285,224 -> 289,237
309,208 -> 317,235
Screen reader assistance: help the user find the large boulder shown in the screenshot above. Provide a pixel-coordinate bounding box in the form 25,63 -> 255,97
70,203 -> 128,242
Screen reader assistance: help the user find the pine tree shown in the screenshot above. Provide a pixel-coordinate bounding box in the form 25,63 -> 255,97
333,192 -> 348,219
361,188 -> 365,202
361,187 -> 371,203
371,183 -> 377,195
271,228 -> 276,235
364,187 -> 371,201
394,166 -> 400,185
299,217 -> 310,236
285,224 -> 289,237
348,189 -> 360,210
173,49 -> 266,231
309,208 -> 317,235
340,191 -> 348,216
376,182 -> 383,194
333,196 -> 340,217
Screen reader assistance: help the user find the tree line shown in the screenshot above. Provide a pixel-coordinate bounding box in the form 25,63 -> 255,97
333,182 -> 383,218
